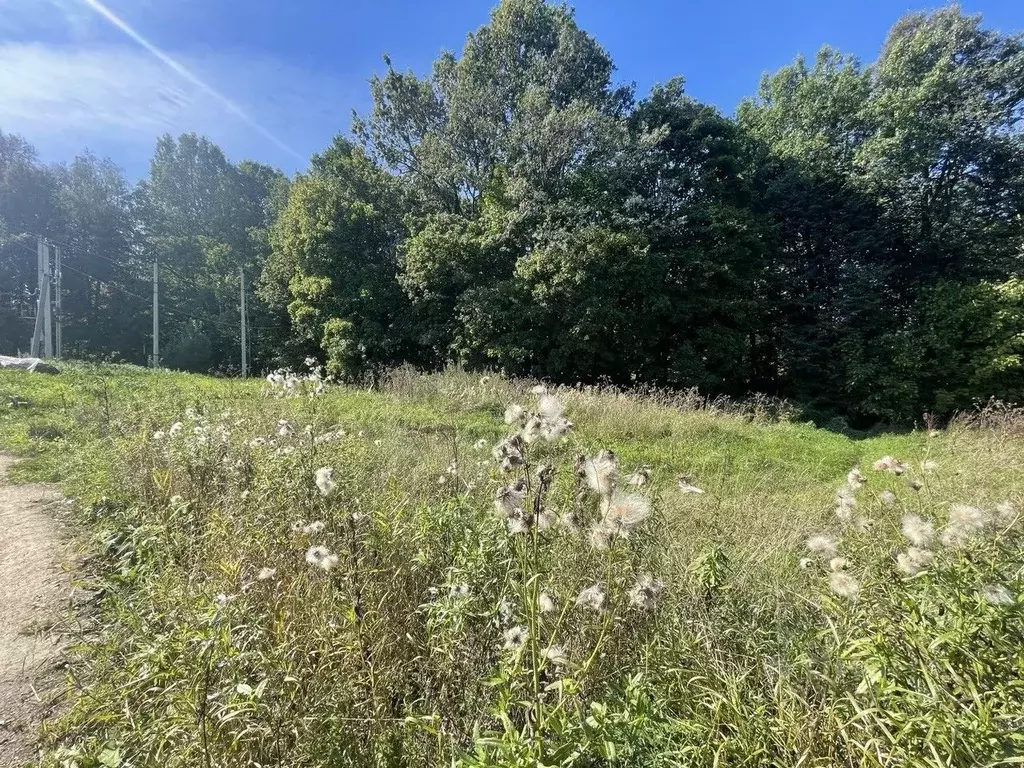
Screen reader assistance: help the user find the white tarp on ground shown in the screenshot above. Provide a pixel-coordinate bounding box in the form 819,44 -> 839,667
0,356 -> 58,373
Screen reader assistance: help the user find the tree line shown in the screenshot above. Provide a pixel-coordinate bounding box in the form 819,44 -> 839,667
1,1 -> 1022,425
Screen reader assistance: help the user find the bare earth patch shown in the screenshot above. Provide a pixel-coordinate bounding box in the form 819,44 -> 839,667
0,454 -> 68,766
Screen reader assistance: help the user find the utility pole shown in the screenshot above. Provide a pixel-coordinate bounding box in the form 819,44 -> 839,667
239,267 -> 248,378
29,235 -> 44,357
54,246 -> 62,358
152,260 -> 159,368
42,241 -> 52,358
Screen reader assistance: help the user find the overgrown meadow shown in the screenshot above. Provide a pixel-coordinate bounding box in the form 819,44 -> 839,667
1,363 -> 1022,767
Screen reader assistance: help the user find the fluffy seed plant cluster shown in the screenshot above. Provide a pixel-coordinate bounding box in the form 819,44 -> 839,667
800,456 -> 1024,765
65,384 -> 673,768
264,356 -> 329,398
452,390 -> 671,767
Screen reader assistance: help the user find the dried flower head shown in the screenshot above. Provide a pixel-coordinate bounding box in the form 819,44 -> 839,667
921,459 -> 938,473
315,467 -> 335,497
939,525 -> 972,549
994,501 -> 1017,527
575,584 -> 606,611
836,493 -> 857,523
479,376 -> 491,386
853,515 -> 874,532
603,492 -> 651,538
537,394 -> 564,421
538,592 -> 556,614
450,583 -> 470,598
677,476 -> 704,494
906,477 -> 923,491
894,545 -> 935,577
305,545 -> 339,571
494,481 -> 526,519
628,574 -> 665,609
531,384 -> 547,395
506,516 -> 530,536
829,557 -> 849,572
828,571 -> 860,599
504,404 -> 525,425
542,645 -> 568,666
277,420 -> 295,437
879,490 -> 897,506
521,413 -> 545,444
799,557 -> 813,570
503,625 -> 529,650
901,514 -> 934,547
256,567 -> 277,581
587,521 -> 614,550
846,468 -> 866,487
168,421 -> 183,436
981,584 -> 1014,606
542,416 -> 574,441
473,438 -> 488,451
583,451 -> 618,497
623,468 -> 651,487
152,430 -> 165,441
806,534 -> 838,559
302,520 -> 326,535
873,456 -> 907,475
949,504 -> 990,533
537,507 -> 557,531
895,551 -> 920,576
492,435 -> 525,470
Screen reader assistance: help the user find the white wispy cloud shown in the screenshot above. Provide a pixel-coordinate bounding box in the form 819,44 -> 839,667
0,0 -> 364,172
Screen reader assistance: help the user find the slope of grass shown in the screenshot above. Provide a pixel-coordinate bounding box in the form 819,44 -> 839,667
1,363 -> 1021,767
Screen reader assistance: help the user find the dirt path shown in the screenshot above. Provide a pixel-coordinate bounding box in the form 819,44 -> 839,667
0,454 -> 68,766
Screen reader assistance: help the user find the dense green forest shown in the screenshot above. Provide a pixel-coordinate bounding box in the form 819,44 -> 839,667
1,1 -> 1022,424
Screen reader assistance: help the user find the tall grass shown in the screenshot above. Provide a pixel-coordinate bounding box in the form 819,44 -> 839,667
0,363 -> 1021,767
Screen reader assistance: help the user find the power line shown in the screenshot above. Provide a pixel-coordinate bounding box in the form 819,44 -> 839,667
11,233 -> 280,332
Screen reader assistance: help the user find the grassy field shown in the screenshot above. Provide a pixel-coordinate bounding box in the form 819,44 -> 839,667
1,362 -> 1022,767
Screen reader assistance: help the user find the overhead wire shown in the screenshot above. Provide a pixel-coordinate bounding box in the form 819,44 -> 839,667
5,236 -> 280,332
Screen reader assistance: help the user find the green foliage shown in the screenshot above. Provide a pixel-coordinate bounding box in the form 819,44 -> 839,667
2,364 -> 1022,767
1,1 -> 1023,423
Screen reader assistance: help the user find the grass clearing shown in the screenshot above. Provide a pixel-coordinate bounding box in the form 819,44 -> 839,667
1,363 -> 1022,767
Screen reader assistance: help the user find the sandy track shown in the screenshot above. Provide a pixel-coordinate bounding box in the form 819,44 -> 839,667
0,454 -> 67,766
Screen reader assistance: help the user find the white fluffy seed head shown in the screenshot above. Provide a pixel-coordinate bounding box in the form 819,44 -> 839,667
575,584 -> 605,611
994,501 -> 1017,527
806,534 -> 838,558
305,545 -> 338,571
981,584 -> 1014,606
896,547 -> 933,576
504,404 -> 525,425
537,394 -> 564,420
949,504 -> 990,532
628,574 -> 664,609
677,476 -> 704,494
901,515 -> 934,547
503,625 -> 528,650
315,467 -> 335,497
828,571 -> 860,599
542,645 -> 568,666
605,492 -> 651,530
583,452 -> 618,497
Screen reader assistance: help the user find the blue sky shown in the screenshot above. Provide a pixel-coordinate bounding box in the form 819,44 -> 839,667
0,0 -> 1020,178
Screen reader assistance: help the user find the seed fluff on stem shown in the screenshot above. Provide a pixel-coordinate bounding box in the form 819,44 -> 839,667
315,467 -> 335,496
575,584 -> 606,611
